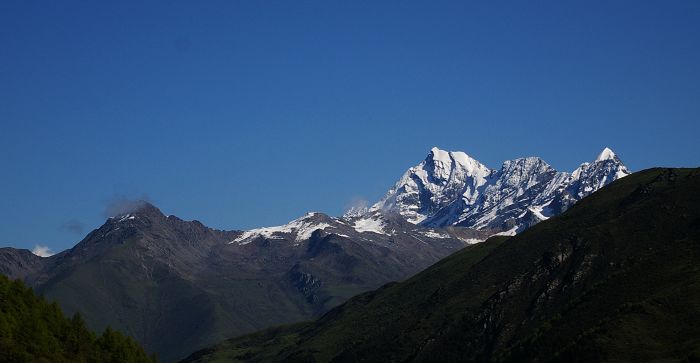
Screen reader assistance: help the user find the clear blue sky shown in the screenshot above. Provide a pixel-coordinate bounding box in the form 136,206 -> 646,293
1,1 -> 699,254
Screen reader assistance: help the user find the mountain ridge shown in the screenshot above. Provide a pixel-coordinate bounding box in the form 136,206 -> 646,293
182,167 -> 700,363
359,147 -> 630,233
0,203 -> 475,361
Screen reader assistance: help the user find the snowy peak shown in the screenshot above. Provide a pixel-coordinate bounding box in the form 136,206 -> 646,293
231,212 -> 336,245
426,147 -> 491,181
563,148 -> 631,204
574,147 -> 630,181
231,147 -> 632,246
371,147 -> 493,224
596,147 -> 617,162
231,210 -> 401,246
367,147 -> 632,234
427,147 -> 453,181
429,146 -> 451,164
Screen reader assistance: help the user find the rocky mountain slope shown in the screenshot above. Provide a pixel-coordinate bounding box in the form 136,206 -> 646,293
183,167 -> 700,363
0,204 -> 475,361
357,147 -> 630,233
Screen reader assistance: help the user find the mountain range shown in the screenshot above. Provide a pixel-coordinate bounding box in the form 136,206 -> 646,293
0,147 -> 630,361
183,167 -> 700,363
0,205 -> 479,361
353,146 -> 629,234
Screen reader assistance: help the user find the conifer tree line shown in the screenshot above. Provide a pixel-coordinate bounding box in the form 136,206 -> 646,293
0,275 -> 156,362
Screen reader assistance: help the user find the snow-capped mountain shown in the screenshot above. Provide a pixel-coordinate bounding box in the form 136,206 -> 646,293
369,147 -> 493,225
230,210 -> 487,246
353,147 -> 630,234
0,147 -> 631,361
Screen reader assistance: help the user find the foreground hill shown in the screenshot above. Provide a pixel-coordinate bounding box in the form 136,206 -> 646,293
183,167 -> 700,362
0,274 -> 154,362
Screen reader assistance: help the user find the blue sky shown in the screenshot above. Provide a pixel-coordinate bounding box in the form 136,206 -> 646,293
1,1 -> 699,254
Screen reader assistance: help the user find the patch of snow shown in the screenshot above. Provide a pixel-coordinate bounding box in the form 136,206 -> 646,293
296,222 -> 331,241
431,146 -> 452,164
408,214 -> 428,224
616,169 -> 629,179
421,230 -> 450,239
528,200 -> 553,221
118,214 -> 135,222
529,207 -> 547,221
230,213 -> 331,245
494,226 -> 519,236
353,217 -> 389,235
459,237 -> 484,244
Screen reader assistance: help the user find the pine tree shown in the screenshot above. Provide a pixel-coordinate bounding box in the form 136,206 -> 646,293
0,275 -> 156,363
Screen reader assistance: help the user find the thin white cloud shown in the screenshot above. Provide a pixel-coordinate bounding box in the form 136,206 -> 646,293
31,245 -> 54,257
344,197 -> 369,217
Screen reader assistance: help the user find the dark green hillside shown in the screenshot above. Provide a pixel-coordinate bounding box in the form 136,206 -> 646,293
182,168 -> 700,362
0,274 -> 155,363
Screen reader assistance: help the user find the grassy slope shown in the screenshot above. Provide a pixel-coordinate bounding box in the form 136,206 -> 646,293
183,167 -> 700,362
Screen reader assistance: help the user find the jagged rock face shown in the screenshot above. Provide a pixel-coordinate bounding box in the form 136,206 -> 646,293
551,148 -> 632,213
372,147 -> 493,224
363,147 -> 630,233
